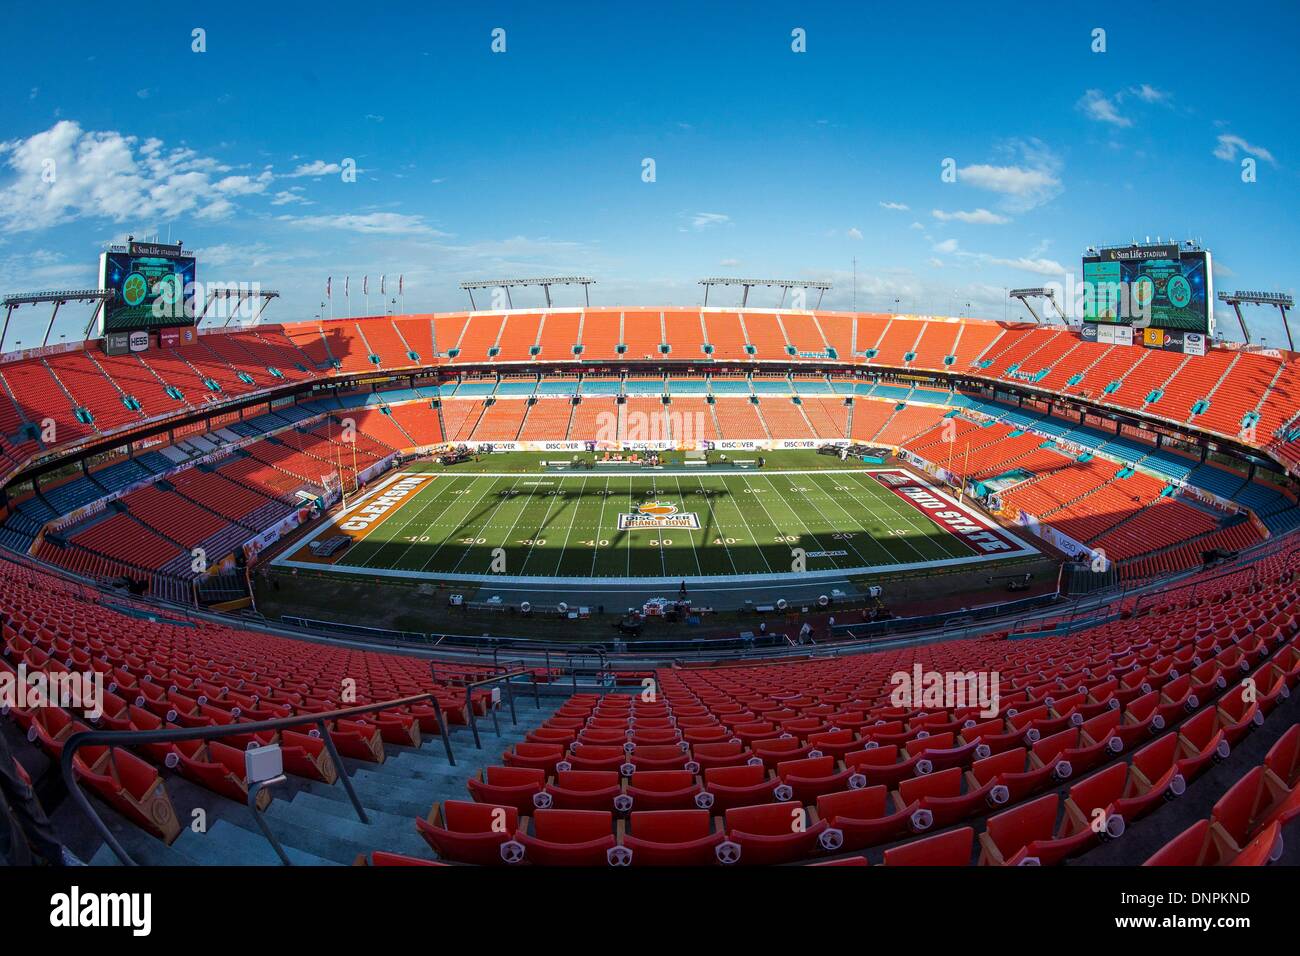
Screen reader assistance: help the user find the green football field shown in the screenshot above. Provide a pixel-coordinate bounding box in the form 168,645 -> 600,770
280,462 -> 1035,583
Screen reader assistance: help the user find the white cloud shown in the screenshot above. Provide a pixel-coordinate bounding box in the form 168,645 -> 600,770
1129,84 -> 1169,104
279,212 -> 442,235
213,170 -> 273,196
958,141 -> 1062,213
909,221 -> 925,231
847,227 -> 863,240
931,208 -> 1009,224
927,258 -> 944,268
689,212 -> 730,230
985,255 -> 1066,277
286,160 -> 343,178
932,238 -> 959,254
270,189 -> 310,206
0,120 -> 252,230
720,258 -> 740,267
1213,133 -> 1277,165
878,201 -> 909,211
1077,89 -> 1132,127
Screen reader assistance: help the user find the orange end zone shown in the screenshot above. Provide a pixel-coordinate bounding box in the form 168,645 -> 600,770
283,472 -> 439,565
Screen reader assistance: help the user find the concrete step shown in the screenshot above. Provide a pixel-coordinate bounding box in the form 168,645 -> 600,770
173,818 -> 340,866
298,777 -> 440,819
280,791 -> 433,859
258,798 -> 418,864
89,830 -> 201,867
348,766 -> 456,803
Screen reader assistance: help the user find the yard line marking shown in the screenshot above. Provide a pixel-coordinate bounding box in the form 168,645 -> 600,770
442,476 -> 523,573
550,475 -> 588,577
589,477 -> 612,577
385,474 -> 498,571
793,472 -> 880,568
845,470 -> 968,563
517,479 -> 564,574
710,473 -> 774,573
357,474 -> 475,569
755,473 -> 843,570
816,470 -> 933,565
674,475 -> 705,577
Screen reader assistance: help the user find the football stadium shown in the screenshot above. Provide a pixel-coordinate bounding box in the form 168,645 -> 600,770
1,0 -> 1296,937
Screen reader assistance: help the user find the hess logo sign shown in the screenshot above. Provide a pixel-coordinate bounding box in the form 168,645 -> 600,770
617,502 -> 701,530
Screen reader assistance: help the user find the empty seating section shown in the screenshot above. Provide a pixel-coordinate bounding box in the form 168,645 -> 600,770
61,512 -> 182,575
167,469 -> 278,524
781,314 -> 825,356
0,554 -> 503,847
353,320 -> 413,369
45,353 -> 144,431
393,317 -> 435,363
0,315 -> 1295,487
741,313 -> 786,360
0,359 -> 94,444
667,398 -> 718,442
578,309 -> 621,362
873,405 -> 948,447
422,544 -> 1300,865
800,398 -> 848,439
909,321 -> 961,367
1105,350 -> 1185,411
536,312 -> 581,361
569,399 -> 618,441
493,314 -> 543,363
622,311 -> 663,360
438,400 -> 480,442
848,399 -> 897,442
95,351 -> 187,413
713,399 -> 766,439
455,315 -> 505,364
117,484 -> 228,548
431,315 -> 470,360
702,313 -> 748,361
471,400 -> 530,441
386,403 -> 443,446
1090,498 -> 1217,561
755,398 -> 813,438
871,319 -> 922,366
663,311 -> 706,359
519,400 -> 574,441
621,398 -> 665,442
950,323 -> 1004,367
340,407 -> 415,450
1155,350 -> 1235,422
818,315 -> 854,359
282,324 -> 336,369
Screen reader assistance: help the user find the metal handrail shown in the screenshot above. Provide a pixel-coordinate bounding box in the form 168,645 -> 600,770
60,690 -> 454,867
460,669 -> 531,749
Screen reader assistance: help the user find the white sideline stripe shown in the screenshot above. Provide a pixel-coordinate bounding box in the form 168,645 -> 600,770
272,467 -> 1039,584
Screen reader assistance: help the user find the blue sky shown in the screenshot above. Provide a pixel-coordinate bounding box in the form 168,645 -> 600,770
1,0 -> 1296,346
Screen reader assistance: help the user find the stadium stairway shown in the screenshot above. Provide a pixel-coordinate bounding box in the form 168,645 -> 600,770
79,690 -> 567,866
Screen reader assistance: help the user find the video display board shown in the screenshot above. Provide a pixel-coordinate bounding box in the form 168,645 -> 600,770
1081,244 -> 1213,335
98,241 -> 198,333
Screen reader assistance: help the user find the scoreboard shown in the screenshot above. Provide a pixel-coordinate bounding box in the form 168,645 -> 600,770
1081,243 -> 1213,337
97,240 -> 198,335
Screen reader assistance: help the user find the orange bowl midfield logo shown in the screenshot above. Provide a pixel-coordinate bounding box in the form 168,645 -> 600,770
618,501 -> 700,530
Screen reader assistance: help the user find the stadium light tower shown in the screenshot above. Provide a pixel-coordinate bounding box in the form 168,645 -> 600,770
1217,290 -> 1295,351
459,276 -> 595,310
1009,287 -> 1067,325
194,287 -> 282,328
698,277 -> 832,308
0,289 -> 115,352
